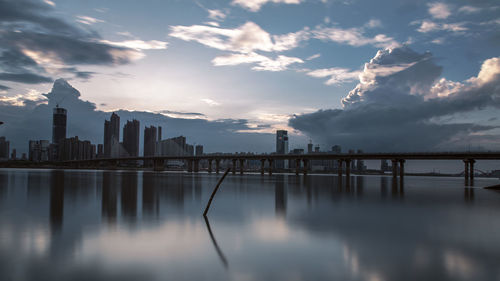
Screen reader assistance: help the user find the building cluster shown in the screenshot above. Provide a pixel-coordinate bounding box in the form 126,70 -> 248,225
0,106 -> 204,163
275,130 -> 367,172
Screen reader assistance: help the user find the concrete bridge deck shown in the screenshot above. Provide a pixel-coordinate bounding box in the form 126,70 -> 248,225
63,152 -> 500,186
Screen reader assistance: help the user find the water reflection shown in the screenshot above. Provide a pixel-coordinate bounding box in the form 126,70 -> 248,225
102,171 -> 118,224
275,175 -> 287,218
0,169 -> 499,281
121,172 -> 138,223
49,170 -> 64,232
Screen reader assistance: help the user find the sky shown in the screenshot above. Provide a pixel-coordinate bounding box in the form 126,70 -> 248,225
0,0 -> 499,154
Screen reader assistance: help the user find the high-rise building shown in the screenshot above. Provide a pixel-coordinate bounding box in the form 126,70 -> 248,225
144,126 -> 158,158
331,145 -> 341,154
307,142 -> 313,154
58,136 -> 95,161
11,149 -> 16,160
185,144 -> 194,156
104,112 -> 120,157
123,119 -> 140,157
0,137 -> 9,160
195,145 -> 203,156
52,106 -> 67,145
29,140 -> 50,162
276,130 -> 289,169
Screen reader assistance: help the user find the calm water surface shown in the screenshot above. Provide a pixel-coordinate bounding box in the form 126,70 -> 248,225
1,169 -> 500,281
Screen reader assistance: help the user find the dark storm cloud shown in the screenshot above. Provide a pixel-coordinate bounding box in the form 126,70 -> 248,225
0,84 -> 10,90
290,47 -> 500,152
0,0 -> 141,86
0,72 -> 52,83
0,79 -> 275,154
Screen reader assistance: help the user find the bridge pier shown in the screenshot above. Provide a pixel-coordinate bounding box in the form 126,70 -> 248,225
239,159 -> 245,175
268,159 -> 273,176
345,159 -> 351,186
215,159 -> 220,174
295,159 -> 301,176
153,159 -> 164,171
464,159 -> 475,186
303,159 -> 308,175
187,160 -> 193,172
260,159 -> 266,175
337,159 -> 343,177
208,159 -> 212,173
194,159 -> 199,173
399,159 -> 405,186
392,159 -> 398,179
232,159 -> 237,174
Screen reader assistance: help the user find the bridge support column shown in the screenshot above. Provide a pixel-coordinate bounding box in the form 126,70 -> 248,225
208,159 -> 212,173
194,159 -> 199,173
232,159 -> 237,174
153,159 -> 164,171
464,159 -> 469,185
260,159 -> 266,175
295,159 -> 301,175
337,159 -> 343,177
392,159 -> 398,179
303,159 -> 309,175
399,159 -> 405,186
469,159 -> 475,186
345,159 -> 351,186
268,159 -> 273,176
239,159 -> 245,175
187,160 -> 193,172
215,159 -> 220,174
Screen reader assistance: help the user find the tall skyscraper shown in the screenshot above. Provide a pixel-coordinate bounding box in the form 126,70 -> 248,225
52,106 -> 67,145
123,119 -> 140,157
144,126 -> 158,158
104,112 -> 120,157
195,145 -> 203,156
0,137 -> 9,160
276,130 -> 289,169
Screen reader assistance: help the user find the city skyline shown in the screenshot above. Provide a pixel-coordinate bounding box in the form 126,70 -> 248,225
0,0 -> 499,154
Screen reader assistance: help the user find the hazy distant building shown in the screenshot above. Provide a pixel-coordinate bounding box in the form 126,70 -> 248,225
276,130 -> 289,169
381,159 -> 389,172
160,136 -> 187,156
123,119 -> 140,157
331,145 -> 341,154
0,137 -> 9,160
195,145 -> 203,156
104,112 -> 120,157
29,140 -> 50,162
186,144 -> 194,156
11,148 -> 16,160
307,142 -> 313,154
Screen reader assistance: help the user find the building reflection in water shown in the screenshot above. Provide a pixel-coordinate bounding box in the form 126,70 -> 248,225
50,170 -> 65,232
275,175 -> 287,217
101,171 -> 118,224
0,171 -> 7,200
142,172 -> 159,218
121,172 -> 138,223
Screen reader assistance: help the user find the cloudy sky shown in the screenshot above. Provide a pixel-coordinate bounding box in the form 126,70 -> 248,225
0,0 -> 499,153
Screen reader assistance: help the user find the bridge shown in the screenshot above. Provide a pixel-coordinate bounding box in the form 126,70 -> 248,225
63,152 -> 500,186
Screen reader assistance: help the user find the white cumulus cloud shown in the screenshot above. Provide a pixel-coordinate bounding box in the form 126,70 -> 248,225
307,68 -> 360,85
428,2 -> 452,19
